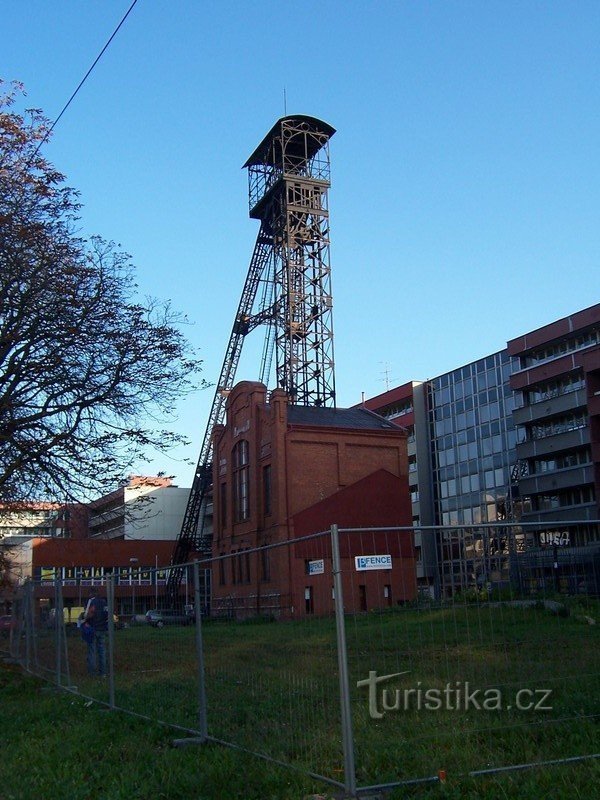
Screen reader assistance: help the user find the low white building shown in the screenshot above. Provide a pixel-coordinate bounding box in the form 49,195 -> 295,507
89,476 -> 190,541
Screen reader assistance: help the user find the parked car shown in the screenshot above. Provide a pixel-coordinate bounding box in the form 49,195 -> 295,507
145,609 -> 193,628
0,615 -> 15,637
129,613 -> 149,625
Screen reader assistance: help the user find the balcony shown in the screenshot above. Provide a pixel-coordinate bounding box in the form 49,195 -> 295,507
588,390 -> 600,417
513,388 -> 587,426
516,427 -> 590,460
518,464 -> 595,496
520,503 -> 598,524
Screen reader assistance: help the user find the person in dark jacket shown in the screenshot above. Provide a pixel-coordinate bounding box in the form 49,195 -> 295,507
82,592 -> 108,676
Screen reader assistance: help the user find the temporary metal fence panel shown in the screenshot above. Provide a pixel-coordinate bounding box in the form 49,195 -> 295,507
5,579 -> 69,687
201,531 -> 345,788
338,522 -> 600,792
2,520 -> 599,797
110,564 -> 201,732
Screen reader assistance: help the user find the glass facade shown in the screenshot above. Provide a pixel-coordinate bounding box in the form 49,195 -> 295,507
428,351 -> 521,595
429,351 -> 518,527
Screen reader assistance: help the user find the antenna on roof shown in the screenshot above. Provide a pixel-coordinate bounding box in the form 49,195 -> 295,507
283,86 -> 287,115
379,362 -> 393,392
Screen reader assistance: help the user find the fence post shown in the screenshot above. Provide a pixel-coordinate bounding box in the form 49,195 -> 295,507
193,560 -> 208,741
24,580 -> 33,671
59,579 -> 72,688
9,590 -> 21,660
25,581 -> 40,673
331,524 -> 357,797
106,574 -> 116,709
54,575 -> 63,686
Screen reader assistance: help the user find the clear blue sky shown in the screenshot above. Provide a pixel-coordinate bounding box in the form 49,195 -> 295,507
4,1 -> 599,487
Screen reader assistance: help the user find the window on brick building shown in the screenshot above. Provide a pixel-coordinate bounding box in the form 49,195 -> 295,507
220,483 -> 227,529
231,548 -> 251,584
384,584 -> 392,606
233,440 -> 250,522
359,585 -> 367,612
305,586 -> 314,615
260,547 -> 271,582
263,464 -> 272,516
231,550 -> 239,584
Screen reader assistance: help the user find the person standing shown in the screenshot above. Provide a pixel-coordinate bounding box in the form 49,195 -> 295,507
82,592 -> 108,676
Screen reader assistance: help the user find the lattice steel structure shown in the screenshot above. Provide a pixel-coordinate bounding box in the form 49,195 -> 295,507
245,115 -> 336,404
167,116 -> 336,602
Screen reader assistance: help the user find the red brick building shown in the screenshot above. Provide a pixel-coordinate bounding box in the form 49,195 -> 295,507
30,538 -> 182,617
211,381 -> 416,618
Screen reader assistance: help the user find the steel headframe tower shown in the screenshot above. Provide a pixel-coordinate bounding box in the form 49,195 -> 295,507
244,115 -> 336,405
167,116 -> 336,603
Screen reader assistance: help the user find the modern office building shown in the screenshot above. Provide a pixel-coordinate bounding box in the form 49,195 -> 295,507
508,304 -> 600,537
363,302 -> 600,597
363,353 -> 518,596
88,476 -> 190,541
428,350 -> 518,594
507,304 -> 600,594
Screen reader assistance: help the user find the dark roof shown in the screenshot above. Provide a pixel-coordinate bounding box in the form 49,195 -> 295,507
243,115 -> 336,168
286,405 -> 403,432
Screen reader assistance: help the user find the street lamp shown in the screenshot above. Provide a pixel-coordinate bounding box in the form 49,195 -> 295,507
129,557 -> 138,619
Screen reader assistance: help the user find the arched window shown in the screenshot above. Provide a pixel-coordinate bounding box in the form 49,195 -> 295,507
233,440 -> 250,522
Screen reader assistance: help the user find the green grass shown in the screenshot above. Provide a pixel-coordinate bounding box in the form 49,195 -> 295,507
0,663 -> 320,800
2,601 -> 599,798
344,602 -> 600,786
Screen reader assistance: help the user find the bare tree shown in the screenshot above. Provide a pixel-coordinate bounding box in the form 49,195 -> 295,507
0,81 -> 205,503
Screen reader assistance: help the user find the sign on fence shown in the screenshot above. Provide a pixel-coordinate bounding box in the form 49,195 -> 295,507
354,554 -> 392,571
